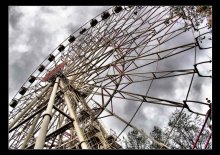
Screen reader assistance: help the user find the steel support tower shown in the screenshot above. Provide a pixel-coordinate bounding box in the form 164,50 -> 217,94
9,6 -> 212,149
9,70 -> 122,149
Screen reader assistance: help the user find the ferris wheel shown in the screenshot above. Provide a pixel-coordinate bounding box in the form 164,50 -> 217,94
9,6 -> 212,149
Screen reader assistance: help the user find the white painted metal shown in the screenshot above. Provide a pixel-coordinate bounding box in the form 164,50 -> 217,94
20,112 -> 41,149
34,77 -> 60,149
60,79 -> 89,149
9,83 -> 52,129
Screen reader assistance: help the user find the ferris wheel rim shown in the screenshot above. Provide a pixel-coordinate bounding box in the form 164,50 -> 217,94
9,6 -> 212,149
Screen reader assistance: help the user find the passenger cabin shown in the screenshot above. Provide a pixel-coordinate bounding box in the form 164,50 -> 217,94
58,45 -> 65,52
38,65 -> 45,72
80,28 -> 87,34
68,35 -> 76,43
114,6 -> 123,13
10,99 -> 18,108
101,11 -> 110,20
28,75 -> 36,83
19,87 -> 27,95
48,54 -> 55,62
90,19 -> 98,27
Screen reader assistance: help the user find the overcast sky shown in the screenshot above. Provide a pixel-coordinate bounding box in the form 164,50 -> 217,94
9,6 -> 212,145
9,6 -> 111,101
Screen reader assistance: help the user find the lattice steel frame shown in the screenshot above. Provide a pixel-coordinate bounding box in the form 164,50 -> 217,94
9,6 -> 212,149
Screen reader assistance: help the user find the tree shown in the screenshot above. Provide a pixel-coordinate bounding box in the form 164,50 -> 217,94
123,129 -> 150,149
123,109 -> 211,149
149,126 -> 165,149
163,109 -> 211,149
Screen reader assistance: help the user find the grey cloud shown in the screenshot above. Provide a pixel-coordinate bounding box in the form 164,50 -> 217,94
66,23 -> 81,36
190,76 -> 211,101
66,6 -> 111,35
9,6 -> 23,29
9,50 -> 42,86
193,78 -> 202,93
9,6 -> 54,101
26,23 -> 51,57
131,107 -> 148,129
40,7 -> 55,14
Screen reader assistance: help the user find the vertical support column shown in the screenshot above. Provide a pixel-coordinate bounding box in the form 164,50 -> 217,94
60,79 -> 89,149
78,95 -> 109,148
20,112 -> 42,149
9,83 -> 52,129
34,77 -> 60,149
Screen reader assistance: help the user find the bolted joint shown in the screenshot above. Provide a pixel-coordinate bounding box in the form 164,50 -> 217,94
42,112 -> 52,120
54,80 -> 60,84
79,140 -> 88,148
183,103 -> 189,110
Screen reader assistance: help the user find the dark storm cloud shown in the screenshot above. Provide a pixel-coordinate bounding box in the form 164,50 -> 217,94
190,76 -> 211,100
193,78 -> 202,93
9,6 -> 24,29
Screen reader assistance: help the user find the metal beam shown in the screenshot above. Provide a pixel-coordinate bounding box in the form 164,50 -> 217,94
53,105 -> 74,121
34,77 -> 60,149
60,79 -> 89,149
9,83 -> 52,129
9,93 -> 63,133
93,100 -> 170,149
26,121 -> 73,149
20,112 -> 42,149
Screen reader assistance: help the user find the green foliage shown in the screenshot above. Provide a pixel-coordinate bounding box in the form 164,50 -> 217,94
123,129 -> 150,149
164,109 -> 211,149
123,109 -> 211,149
149,126 -> 165,149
